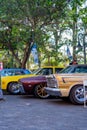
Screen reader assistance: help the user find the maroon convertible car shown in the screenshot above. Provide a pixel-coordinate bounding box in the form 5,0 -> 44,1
18,66 -> 63,98
18,75 -> 49,99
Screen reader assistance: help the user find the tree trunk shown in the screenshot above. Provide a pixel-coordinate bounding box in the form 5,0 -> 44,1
21,42 -> 31,69
72,2 -> 78,61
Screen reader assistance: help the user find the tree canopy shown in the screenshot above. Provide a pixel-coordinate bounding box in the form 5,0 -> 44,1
0,0 -> 87,68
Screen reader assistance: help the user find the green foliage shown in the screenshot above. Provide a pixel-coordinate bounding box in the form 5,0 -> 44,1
0,0 -> 86,68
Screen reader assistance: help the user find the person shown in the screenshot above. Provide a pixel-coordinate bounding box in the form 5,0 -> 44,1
0,74 -> 6,101
72,60 -> 78,65
69,60 -> 78,65
0,75 -> 4,100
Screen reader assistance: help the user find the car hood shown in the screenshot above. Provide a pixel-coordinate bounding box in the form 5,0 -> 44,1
19,75 -> 46,82
19,73 -> 87,83
45,73 -> 87,81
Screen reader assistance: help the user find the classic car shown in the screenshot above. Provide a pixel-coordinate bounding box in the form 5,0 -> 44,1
45,64 -> 87,105
1,66 -> 63,94
1,74 -> 33,94
32,66 -> 64,75
18,75 -> 49,98
19,64 -> 87,104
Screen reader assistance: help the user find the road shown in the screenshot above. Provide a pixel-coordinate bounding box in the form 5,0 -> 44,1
0,94 -> 87,130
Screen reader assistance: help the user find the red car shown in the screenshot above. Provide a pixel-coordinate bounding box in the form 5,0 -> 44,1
18,66 -> 64,98
18,75 -> 49,99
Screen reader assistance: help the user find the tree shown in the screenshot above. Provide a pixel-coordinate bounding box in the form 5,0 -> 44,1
66,0 -> 86,61
0,0 -> 68,68
1,0 -> 86,67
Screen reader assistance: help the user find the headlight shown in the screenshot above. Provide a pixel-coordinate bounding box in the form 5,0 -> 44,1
46,74 -> 58,88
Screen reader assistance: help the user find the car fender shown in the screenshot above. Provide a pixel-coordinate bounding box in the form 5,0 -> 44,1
60,82 -> 83,97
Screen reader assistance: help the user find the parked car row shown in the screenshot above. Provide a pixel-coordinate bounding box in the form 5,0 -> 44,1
1,66 -> 63,94
18,64 -> 87,105
1,65 -> 87,105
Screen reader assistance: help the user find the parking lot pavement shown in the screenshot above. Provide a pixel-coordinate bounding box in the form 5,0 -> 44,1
0,94 -> 87,130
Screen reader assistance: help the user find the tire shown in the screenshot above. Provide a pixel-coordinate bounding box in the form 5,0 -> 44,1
34,84 -> 50,99
69,85 -> 84,105
7,82 -> 20,94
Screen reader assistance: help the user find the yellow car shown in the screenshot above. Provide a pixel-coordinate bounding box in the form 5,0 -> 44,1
1,74 -> 33,94
32,66 -> 64,75
1,66 -> 64,94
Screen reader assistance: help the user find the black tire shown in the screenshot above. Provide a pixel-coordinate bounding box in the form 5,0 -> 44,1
7,82 -> 20,94
34,84 -> 50,99
69,85 -> 84,105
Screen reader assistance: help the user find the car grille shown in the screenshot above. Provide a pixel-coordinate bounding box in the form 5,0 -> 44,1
46,75 -> 58,88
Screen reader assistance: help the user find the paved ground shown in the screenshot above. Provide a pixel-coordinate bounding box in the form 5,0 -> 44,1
0,94 -> 87,130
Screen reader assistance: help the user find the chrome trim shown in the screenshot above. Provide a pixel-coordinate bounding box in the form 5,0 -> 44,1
45,87 -> 61,96
46,75 -> 58,88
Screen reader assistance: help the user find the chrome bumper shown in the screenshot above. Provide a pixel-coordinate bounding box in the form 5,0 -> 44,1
45,87 -> 62,97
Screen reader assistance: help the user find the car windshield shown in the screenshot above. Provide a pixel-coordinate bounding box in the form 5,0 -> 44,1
33,68 -> 53,75
32,68 -> 40,74
59,66 -> 75,73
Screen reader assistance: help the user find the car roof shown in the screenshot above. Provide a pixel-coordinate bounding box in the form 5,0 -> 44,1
69,64 -> 87,67
40,66 -> 64,68
0,68 -> 30,71
0,68 -> 27,70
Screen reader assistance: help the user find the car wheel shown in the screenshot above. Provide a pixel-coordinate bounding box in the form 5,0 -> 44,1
34,84 -> 50,99
69,85 -> 84,105
7,82 -> 20,94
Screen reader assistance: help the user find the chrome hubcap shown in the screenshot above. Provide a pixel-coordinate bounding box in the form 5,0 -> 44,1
11,83 -> 20,93
37,85 -> 49,98
75,86 -> 84,102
